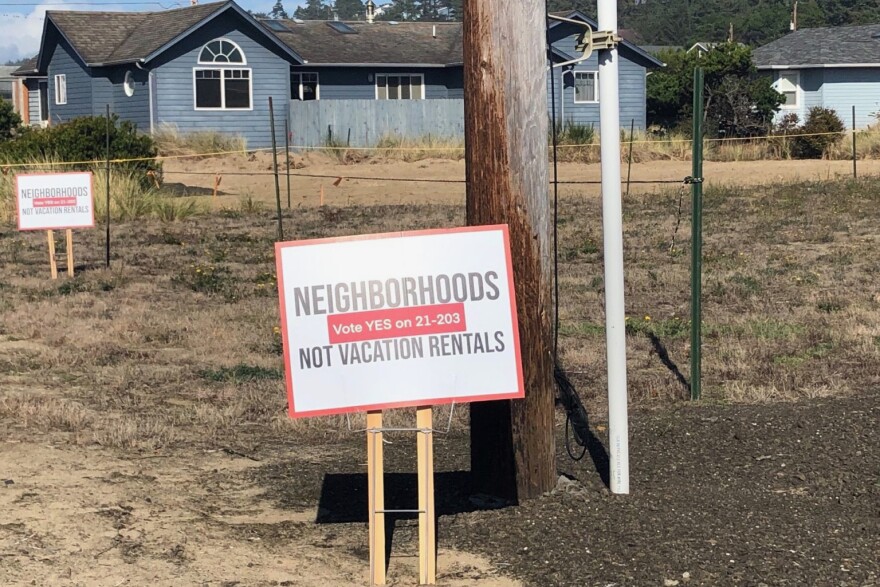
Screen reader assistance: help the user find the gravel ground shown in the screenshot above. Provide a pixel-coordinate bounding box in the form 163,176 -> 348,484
252,391 -> 879,586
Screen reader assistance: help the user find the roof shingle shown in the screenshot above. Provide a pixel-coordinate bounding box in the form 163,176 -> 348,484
46,2 -> 227,65
262,20 -> 463,65
753,24 -> 880,68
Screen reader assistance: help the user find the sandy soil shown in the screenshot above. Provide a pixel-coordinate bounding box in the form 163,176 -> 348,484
3,391 -> 877,586
0,427 -> 518,586
162,152 -> 880,208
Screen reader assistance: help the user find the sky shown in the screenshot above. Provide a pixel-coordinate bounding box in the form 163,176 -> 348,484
0,0 -> 308,64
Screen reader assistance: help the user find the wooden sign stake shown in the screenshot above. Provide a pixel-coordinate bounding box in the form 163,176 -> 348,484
367,411 -> 386,586
46,230 -> 58,279
417,406 -> 436,585
65,228 -> 74,277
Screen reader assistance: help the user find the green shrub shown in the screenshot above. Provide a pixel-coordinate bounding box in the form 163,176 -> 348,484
0,97 -> 22,141
0,114 -> 160,183
791,107 -> 845,159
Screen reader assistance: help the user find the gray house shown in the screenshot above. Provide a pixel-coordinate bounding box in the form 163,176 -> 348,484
753,24 -> 880,128
13,2 -> 662,148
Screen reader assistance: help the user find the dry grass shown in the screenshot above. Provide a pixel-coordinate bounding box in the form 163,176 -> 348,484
319,133 -> 465,164
0,157 -> 203,224
309,128 -> 880,165
0,176 -> 877,451
153,124 -> 248,158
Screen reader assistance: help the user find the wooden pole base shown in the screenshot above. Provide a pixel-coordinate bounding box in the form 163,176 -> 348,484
367,411 -> 386,586
417,406 -> 436,585
47,230 -> 58,280
65,228 -> 74,277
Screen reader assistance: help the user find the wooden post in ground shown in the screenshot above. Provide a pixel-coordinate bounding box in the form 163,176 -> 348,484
366,411 -> 386,585
463,0 -> 556,500
46,230 -> 58,279
65,229 -> 74,277
417,406 -> 436,584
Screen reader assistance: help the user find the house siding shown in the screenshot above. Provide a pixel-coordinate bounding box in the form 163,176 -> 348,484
24,78 -> 44,125
91,67 -> 151,131
820,68 -> 880,128
772,67 -> 879,128
548,22 -> 648,130
47,37 -> 93,123
150,12 -> 291,148
294,67 -> 458,100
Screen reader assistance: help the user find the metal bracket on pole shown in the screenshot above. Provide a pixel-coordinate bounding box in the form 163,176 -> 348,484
548,14 -> 620,68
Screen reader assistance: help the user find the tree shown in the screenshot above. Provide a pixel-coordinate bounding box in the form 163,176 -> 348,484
647,44 -> 782,135
377,0 -> 421,20
294,0 -> 331,20
335,0 -> 365,20
464,0 -> 556,501
269,0 -> 289,19
0,98 -> 22,141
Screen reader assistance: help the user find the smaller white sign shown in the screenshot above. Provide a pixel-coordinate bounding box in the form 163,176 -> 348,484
16,172 -> 95,231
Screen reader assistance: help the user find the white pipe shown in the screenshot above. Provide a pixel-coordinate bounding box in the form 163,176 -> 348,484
597,0 -> 629,494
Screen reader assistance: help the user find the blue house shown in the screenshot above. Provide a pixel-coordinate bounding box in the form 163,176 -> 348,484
13,2 -> 662,148
753,24 -> 880,128
13,2 -> 298,146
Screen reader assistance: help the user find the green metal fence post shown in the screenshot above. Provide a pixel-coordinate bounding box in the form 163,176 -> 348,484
690,67 -> 704,401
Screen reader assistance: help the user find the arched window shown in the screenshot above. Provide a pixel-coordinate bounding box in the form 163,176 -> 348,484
194,38 -> 251,110
198,38 -> 245,64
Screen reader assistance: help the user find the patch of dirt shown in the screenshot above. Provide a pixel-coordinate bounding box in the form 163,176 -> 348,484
3,391 -> 875,585
162,152 -> 880,207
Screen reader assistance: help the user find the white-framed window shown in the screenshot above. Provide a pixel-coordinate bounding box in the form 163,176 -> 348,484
375,74 -> 424,100
291,72 -> 319,101
198,38 -> 246,64
194,68 -> 252,110
573,71 -> 598,103
776,71 -> 800,108
54,74 -> 67,105
193,38 -> 251,110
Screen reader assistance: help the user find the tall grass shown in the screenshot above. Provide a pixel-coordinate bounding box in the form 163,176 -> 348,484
153,124 -> 248,157
92,167 -> 202,222
0,156 -> 201,224
320,133 -> 465,163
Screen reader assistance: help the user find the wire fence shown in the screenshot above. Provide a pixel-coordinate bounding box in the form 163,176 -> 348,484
0,127 -> 871,170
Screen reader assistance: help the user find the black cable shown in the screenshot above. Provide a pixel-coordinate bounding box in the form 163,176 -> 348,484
547,7 -> 561,361
546,0 -> 589,462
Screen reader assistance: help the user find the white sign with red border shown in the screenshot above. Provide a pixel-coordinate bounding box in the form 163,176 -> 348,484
275,225 -> 524,418
16,172 -> 95,231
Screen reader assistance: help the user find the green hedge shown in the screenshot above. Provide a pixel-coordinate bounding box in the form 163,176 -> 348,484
0,115 -> 161,181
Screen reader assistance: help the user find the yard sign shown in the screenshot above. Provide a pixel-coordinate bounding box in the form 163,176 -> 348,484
275,225 -> 524,418
15,172 -> 95,231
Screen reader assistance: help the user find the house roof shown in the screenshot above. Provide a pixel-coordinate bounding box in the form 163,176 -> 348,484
45,2 -> 227,65
270,11 -> 662,68
753,24 -> 880,69
260,20 -> 463,66
25,1 -> 299,72
11,57 -> 40,77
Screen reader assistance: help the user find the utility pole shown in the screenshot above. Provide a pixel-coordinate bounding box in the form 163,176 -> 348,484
463,0 -> 556,501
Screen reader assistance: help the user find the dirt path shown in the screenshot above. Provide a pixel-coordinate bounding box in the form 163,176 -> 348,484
163,153 -> 880,208
0,433 -> 517,586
